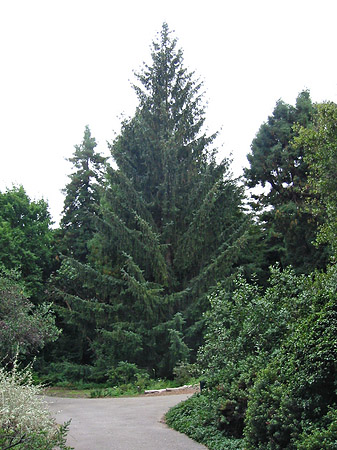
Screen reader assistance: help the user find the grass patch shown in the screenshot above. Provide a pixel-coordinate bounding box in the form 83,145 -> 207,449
43,377 -> 198,398
43,386 -> 92,398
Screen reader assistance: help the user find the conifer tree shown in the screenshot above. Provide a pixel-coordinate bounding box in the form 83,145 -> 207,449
59,126 -> 106,262
89,23 -> 251,375
245,91 -> 328,272
51,24 -> 255,379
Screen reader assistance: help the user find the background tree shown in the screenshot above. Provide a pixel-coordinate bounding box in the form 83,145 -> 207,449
245,91 -> 328,272
0,186 -> 54,302
58,125 -> 106,263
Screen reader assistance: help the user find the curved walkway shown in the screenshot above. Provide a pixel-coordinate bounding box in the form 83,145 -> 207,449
46,394 -> 207,450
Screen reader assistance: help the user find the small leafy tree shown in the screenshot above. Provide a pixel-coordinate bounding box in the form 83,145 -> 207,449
0,269 -> 60,363
196,266 -> 310,438
244,265 -> 337,449
295,101 -> 337,256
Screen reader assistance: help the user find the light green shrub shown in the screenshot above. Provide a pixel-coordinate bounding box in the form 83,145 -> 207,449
0,359 -> 72,449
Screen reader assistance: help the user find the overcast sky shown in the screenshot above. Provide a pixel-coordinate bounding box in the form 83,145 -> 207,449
1,0 -> 337,224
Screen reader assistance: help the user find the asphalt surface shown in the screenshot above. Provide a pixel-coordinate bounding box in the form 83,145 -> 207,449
46,394 -> 208,450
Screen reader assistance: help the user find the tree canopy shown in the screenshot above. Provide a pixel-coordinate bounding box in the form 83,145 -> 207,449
245,91 -> 328,272
0,186 -> 54,301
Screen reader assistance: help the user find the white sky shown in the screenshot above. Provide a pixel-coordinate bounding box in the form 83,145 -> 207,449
1,0 -> 337,225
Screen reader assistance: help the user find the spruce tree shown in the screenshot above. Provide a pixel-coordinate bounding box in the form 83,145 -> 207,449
89,23 -> 251,375
59,126 -> 106,262
51,24 -> 254,379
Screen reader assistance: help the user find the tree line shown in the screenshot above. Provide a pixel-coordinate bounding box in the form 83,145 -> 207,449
1,23 -> 336,448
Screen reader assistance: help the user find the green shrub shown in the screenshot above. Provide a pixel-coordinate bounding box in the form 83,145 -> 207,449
166,393 -> 244,450
244,271 -> 337,449
39,361 -> 94,384
296,408 -> 337,449
167,265 -> 337,449
0,359 -> 72,449
173,361 -> 198,385
0,269 -> 60,363
108,361 -> 149,386
194,266 -> 309,441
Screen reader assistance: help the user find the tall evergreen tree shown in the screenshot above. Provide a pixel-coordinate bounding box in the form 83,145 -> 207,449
92,23 -> 251,373
51,24 -> 254,379
59,126 -> 106,262
245,91 -> 328,272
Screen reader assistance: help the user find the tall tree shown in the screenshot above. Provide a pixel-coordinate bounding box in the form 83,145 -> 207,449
50,24 -> 255,380
245,91 -> 328,272
84,23 -> 251,376
59,125 -> 106,263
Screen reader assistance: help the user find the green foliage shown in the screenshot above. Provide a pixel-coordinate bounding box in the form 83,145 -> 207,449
0,185 -> 54,301
0,358 -> 72,450
167,265 -> 337,448
0,269 -> 60,362
37,361 -> 94,385
244,265 -> 337,449
295,101 -> 337,256
108,361 -> 149,386
50,23 -> 256,380
172,361 -> 198,385
296,408 -> 337,450
166,394 -> 244,450
194,266 -> 311,442
59,125 -> 106,263
245,91 -> 328,273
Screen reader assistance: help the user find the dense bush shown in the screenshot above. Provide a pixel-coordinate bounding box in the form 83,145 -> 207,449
37,361 -> 94,385
244,267 -> 337,449
0,269 -> 60,363
0,359 -> 71,450
108,361 -> 149,386
173,361 -> 198,385
196,266 -> 311,439
167,265 -> 337,448
166,393 -> 243,450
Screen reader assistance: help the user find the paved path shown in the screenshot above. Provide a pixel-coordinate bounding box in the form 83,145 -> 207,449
46,394 -> 207,450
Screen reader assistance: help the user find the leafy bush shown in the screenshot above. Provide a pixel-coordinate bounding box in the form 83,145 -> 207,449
166,393 -> 244,450
195,266 -> 310,440
167,265 -> 337,448
173,361 -> 198,385
0,359 -> 72,449
244,269 -> 337,449
108,361 -> 149,386
0,269 -> 60,363
296,408 -> 337,449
